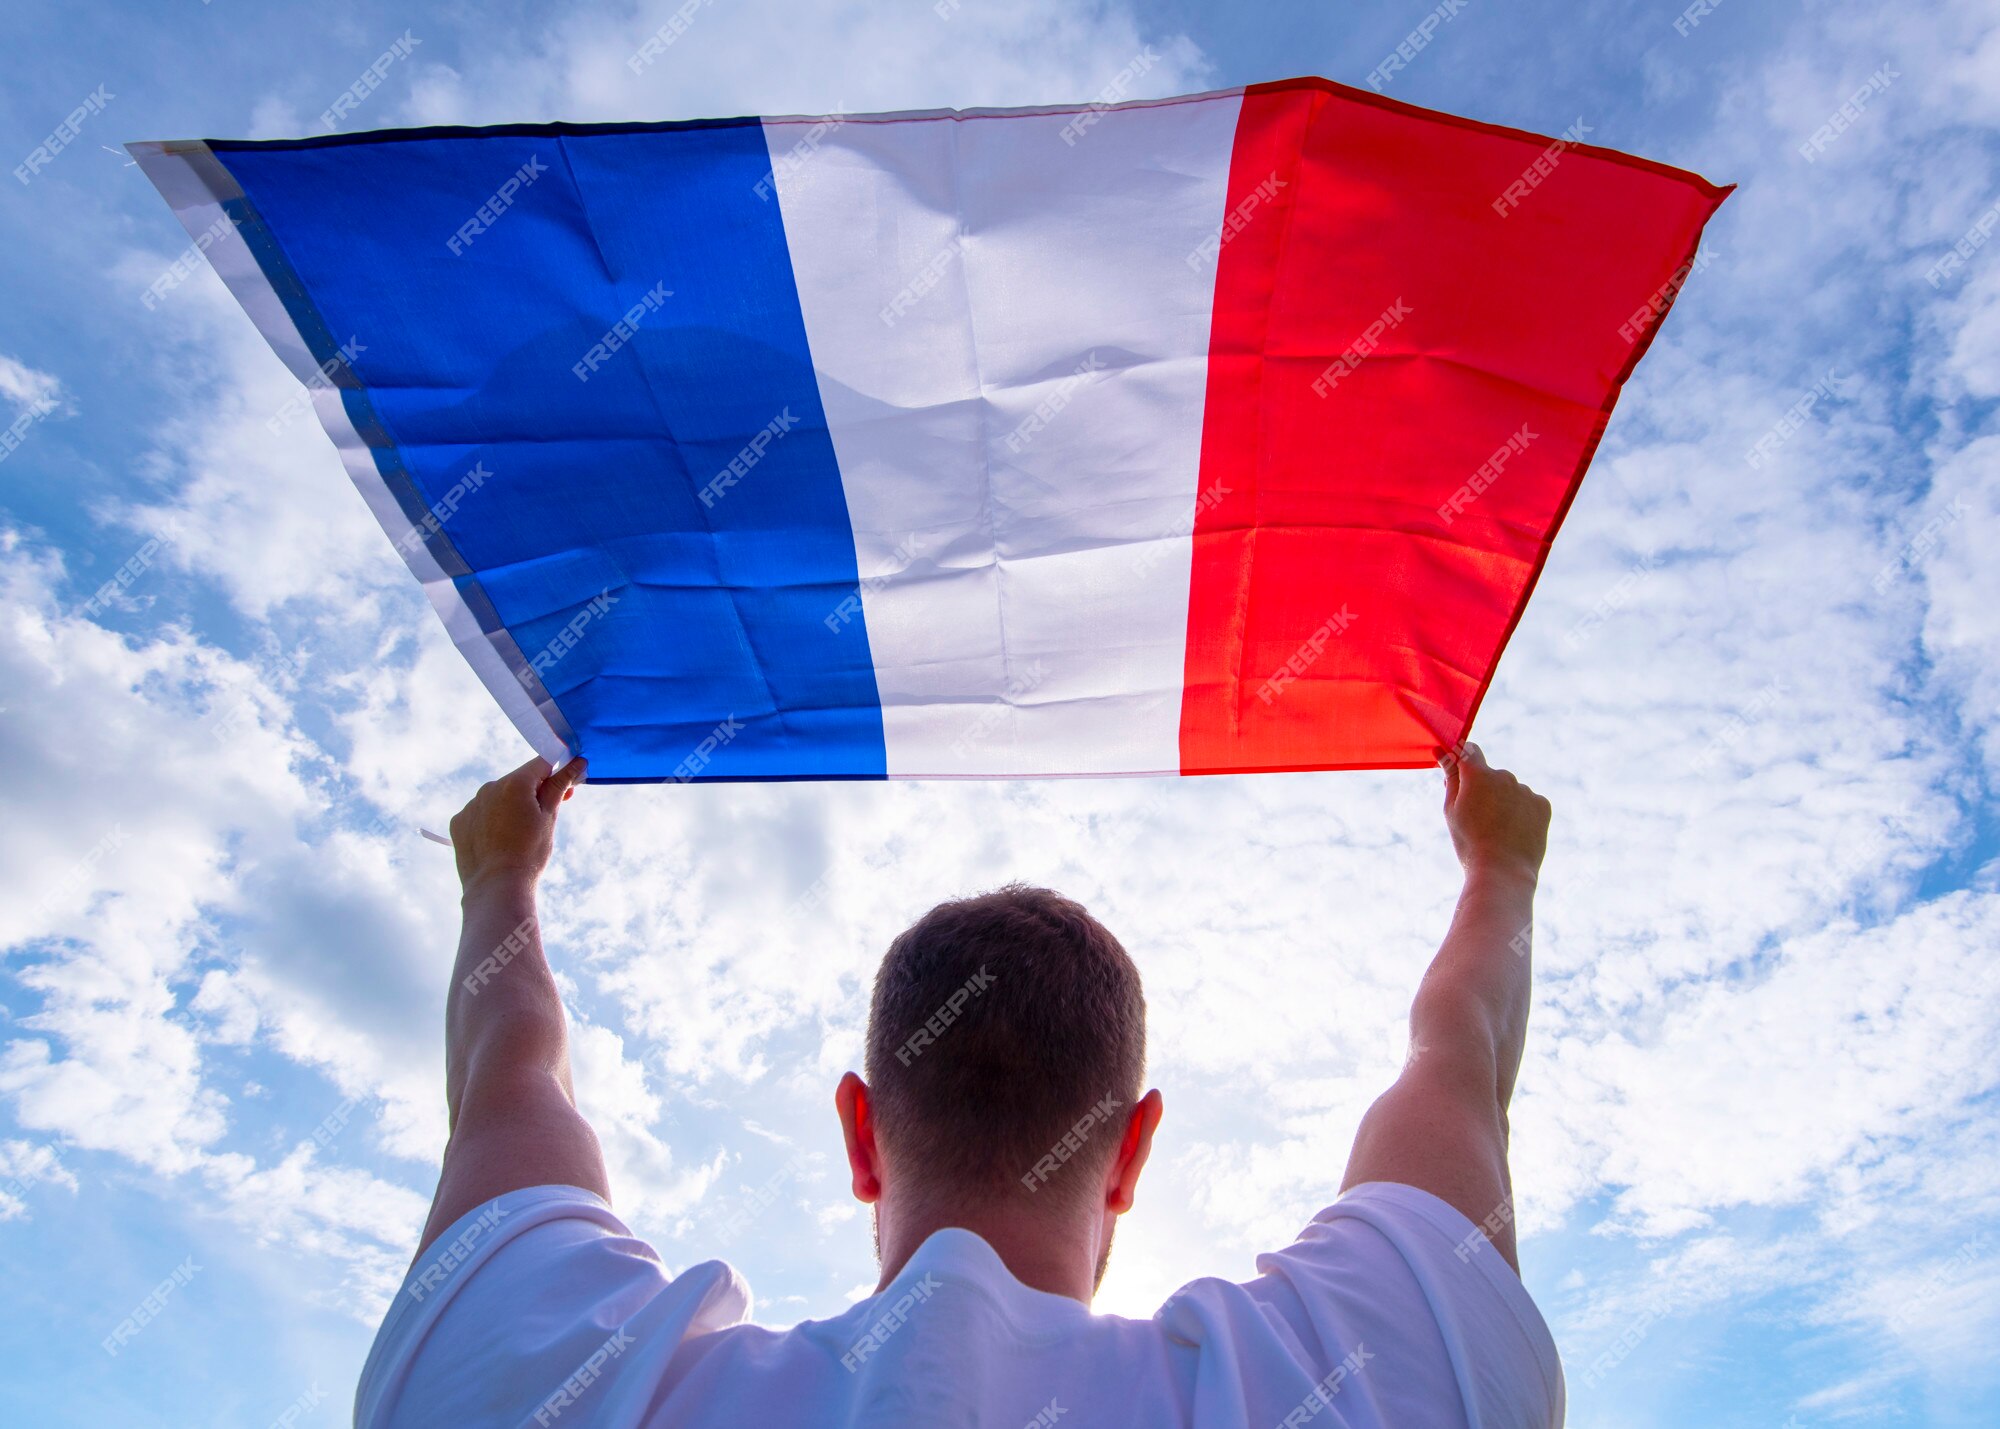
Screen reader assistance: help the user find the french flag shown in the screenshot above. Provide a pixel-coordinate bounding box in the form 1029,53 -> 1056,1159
133,78 -> 1727,783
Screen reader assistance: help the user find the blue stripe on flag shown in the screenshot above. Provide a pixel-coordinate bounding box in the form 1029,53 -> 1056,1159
216,122 -> 888,781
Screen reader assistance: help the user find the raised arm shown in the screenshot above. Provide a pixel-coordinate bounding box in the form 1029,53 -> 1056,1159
1340,743 -> 1550,1272
413,755 -> 607,1261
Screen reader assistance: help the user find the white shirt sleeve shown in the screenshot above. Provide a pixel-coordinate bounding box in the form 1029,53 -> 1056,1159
1224,1181 -> 1566,1428
355,1185 -> 749,1429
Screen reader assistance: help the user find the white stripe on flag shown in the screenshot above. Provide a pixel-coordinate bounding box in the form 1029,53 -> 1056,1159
769,94 -> 1242,776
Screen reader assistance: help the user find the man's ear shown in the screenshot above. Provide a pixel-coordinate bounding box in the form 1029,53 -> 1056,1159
835,1071 -> 882,1204
1105,1088 -> 1164,1215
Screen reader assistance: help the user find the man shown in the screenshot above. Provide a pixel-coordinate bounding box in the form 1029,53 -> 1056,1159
358,744 -> 1561,1427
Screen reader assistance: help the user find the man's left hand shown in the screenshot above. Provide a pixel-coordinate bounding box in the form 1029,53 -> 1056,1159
447,755 -> 588,896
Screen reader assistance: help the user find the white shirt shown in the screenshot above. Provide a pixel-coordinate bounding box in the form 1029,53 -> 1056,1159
357,1181 -> 1563,1428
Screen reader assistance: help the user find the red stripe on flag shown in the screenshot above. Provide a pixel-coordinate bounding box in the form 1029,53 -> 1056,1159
1180,78 -> 1729,775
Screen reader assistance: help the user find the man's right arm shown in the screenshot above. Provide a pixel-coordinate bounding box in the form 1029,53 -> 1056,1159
1339,744 -> 1550,1272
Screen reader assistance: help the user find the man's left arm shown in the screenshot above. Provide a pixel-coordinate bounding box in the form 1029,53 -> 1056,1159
1339,745 -> 1549,1272
413,755 -> 606,1261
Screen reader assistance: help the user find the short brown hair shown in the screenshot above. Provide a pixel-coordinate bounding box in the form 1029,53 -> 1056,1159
864,885 -> 1146,1209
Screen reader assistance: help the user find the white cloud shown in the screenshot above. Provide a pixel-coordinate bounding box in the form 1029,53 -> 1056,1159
0,1138 -> 80,1222
386,0 -> 1208,128
0,354 -> 64,415
1916,433 -> 2000,776
568,1009 -> 727,1224
245,94 -> 305,141
0,533 -> 480,1308
0,535 -> 317,1174
205,1143 -> 434,1316
113,258 -> 401,619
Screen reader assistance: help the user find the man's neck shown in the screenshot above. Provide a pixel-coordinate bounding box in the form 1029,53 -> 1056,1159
876,1199 -> 1100,1304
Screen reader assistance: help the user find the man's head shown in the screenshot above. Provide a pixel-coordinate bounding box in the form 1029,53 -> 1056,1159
835,885 -> 1162,1299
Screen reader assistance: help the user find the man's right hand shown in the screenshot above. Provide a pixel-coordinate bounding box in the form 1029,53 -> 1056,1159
1441,743 -> 1551,885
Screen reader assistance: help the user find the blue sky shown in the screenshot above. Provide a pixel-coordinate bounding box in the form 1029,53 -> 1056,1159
2,0 -> 1997,1425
